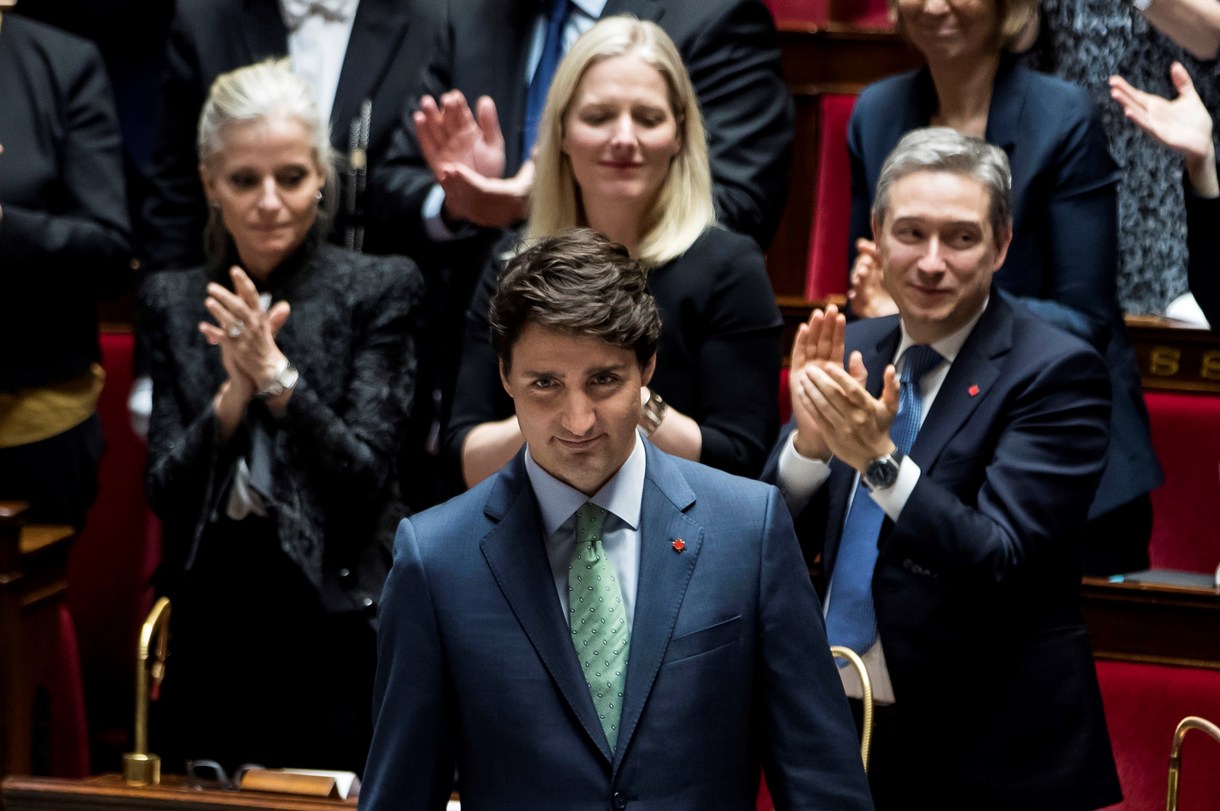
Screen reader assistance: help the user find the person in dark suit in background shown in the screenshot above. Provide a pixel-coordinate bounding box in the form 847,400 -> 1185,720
371,0 -> 792,509
0,6 -> 133,526
141,0 -> 436,270
763,128 -> 1120,809
361,228 -> 873,811
844,0 -> 1162,576
142,61 -> 421,774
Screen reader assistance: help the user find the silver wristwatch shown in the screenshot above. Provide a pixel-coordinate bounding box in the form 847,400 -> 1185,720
862,450 -> 905,491
255,360 -> 299,400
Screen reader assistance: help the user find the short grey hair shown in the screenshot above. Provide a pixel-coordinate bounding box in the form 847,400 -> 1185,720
197,59 -> 337,259
873,127 -> 1013,245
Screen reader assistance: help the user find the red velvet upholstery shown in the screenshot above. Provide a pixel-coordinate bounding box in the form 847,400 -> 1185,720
1096,660 -> 1220,810
1143,391 -> 1220,573
768,0 -> 890,25
767,0 -> 831,23
68,329 -> 160,768
805,94 -> 856,301
50,604 -> 90,777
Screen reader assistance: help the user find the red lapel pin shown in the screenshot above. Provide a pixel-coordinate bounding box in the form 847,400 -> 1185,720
672,539 -> 686,553
968,384 -> 980,397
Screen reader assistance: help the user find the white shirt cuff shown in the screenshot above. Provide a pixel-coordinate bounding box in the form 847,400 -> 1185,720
776,428 -> 832,514
869,453 -> 920,522
422,183 -> 475,242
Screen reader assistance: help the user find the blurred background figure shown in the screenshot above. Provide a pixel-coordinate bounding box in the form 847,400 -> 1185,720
1028,0 -> 1220,315
371,0 -> 792,510
844,0 -> 1162,575
142,0 -> 434,270
141,60 -> 421,775
1112,63 -> 1219,327
128,0 -> 435,440
0,2 -> 133,527
446,17 -> 782,494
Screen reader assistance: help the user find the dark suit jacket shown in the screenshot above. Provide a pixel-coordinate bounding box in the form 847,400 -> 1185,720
0,15 -> 132,390
370,0 -> 794,259
445,227 -> 782,490
362,442 -> 873,810
140,0 -> 437,270
1187,179 -> 1220,327
763,295 -> 1121,809
141,241 -> 423,619
847,56 -> 1162,516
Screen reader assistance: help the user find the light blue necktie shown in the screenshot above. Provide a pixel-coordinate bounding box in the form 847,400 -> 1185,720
522,0 -> 572,164
824,345 -> 943,656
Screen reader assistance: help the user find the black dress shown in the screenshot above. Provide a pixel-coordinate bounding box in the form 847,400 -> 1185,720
141,240 -> 422,774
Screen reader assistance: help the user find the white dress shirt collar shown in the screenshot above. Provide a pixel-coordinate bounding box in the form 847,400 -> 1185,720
894,295 -> 989,368
524,431 -> 646,535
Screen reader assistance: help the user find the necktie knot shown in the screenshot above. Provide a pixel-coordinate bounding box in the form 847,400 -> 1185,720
575,502 -> 608,564
900,344 -> 942,384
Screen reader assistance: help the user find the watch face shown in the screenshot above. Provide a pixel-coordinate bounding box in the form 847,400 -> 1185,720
865,456 -> 899,490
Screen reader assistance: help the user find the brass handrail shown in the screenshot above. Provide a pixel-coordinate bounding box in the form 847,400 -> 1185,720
122,597 -> 172,786
1166,715 -> 1220,811
830,645 -> 873,772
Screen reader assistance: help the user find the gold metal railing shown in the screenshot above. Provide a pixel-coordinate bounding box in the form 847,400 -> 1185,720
1166,715 -> 1220,811
830,645 -> 873,772
122,597 -> 171,786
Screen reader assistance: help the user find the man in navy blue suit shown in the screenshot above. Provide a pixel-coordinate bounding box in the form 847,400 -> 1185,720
361,228 -> 872,810
764,128 -> 1121,809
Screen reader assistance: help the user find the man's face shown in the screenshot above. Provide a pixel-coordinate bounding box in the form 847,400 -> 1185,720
501,322 -> 655,496
874,170 -> 1010,344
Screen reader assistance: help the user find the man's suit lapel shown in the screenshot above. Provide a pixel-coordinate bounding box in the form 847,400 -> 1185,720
614,444 -> 701,768
331,0 -> 411,149
910,297 -> 1012,469
478,454 -> 615,763
823,322 -> 901,571
240,0 -> 289,64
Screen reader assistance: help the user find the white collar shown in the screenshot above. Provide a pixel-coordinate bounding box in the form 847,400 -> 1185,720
524,432 -> 646,536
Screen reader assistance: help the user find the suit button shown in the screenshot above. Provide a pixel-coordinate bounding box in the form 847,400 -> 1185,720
611,791 -> 627,810
337,567 -> 354,585
361,596 -> 376,617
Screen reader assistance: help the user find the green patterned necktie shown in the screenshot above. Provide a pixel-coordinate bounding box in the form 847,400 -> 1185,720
568,502 -> 631,750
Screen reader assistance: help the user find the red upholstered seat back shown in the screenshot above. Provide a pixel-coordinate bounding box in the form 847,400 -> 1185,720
805,94 -> 856,301
1144,391 -> 1220,573
68,329 -> 160,765
1096,660 -> 1220,810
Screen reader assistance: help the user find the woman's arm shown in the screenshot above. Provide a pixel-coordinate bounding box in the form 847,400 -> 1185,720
1140,0 -> 1220,61
275,256 -> 422,500
684,232 -> 783,477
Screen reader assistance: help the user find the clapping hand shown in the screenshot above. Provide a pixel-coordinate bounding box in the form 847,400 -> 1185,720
1110,63 -> 1218,197
199,266 -> 291,406
847,239 -> 898,318
414,90 -> 533,227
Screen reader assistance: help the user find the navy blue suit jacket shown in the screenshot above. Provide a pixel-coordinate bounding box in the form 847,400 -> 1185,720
847,56 -> 1161,516
362,443 -> 873,811
763,295 -> 1121,808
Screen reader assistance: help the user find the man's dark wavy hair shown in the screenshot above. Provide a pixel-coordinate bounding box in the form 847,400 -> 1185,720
490,228 -> 662,372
